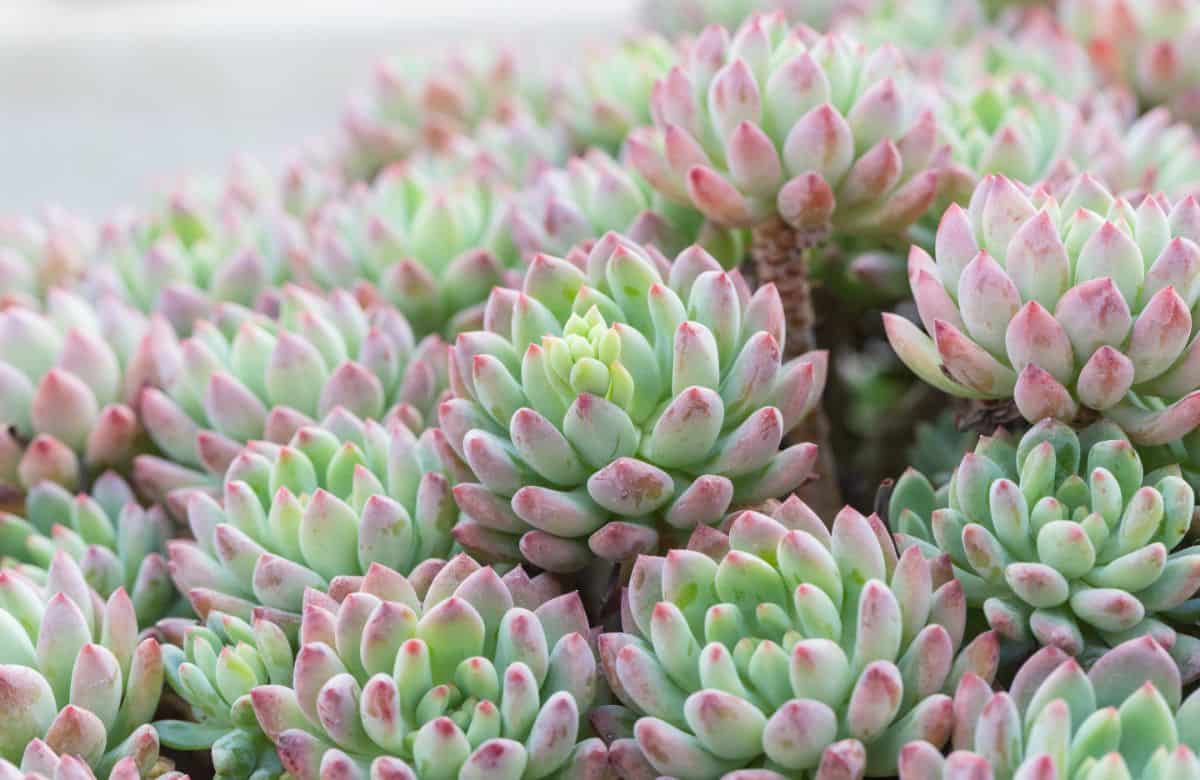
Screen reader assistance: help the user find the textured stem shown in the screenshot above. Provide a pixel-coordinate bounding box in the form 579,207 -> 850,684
751,215 -> 818,356
751,216 -> 843,518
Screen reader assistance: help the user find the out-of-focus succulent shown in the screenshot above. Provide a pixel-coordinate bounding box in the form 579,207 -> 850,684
0,554 -> 165,778
0,208 -> 95,308
890,419 -> 1200,668
833,0 -> 985,77
441,233 -> 825,572
509,148 -> 746,265
555,35 -> 677,154
338,48 -> 528,181
308,168 -> 518,337
1084,107 -> 1200,202
155,612 -> 293,780
884,174 -> 1200,443
640,0 -> 840,37
414,113 -> 571,188
1061,0 -> 1200,128
904,411 -> 979,489
248,554 -> 609,780
0,291 -> 165,492
900,636 -> 1200,780
138,285 -> 445,482
598,497 -> 999,779
627,13 -> 943,241
168,415 -> 470,632
1,472 -> 177,627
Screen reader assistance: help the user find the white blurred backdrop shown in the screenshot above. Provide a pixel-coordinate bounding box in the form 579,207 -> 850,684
0,0 -> 636,214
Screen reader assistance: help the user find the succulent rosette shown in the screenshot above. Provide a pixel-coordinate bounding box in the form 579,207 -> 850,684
0,208 -> 95,308
247,554 -> 609,780
1061,0 -> 1200,128
833,0 -> 985,77
555,35 -> 677,154
640,0 -> 840,37
901,636 -> 1200,780
1,473 -> 177,627
307,167 -> 518,337
138,285 -> 446,483
155,611 -> 293,780
416,113 -> 570,188
890,419 -> 1200,669
338,48 -> 530,181
440,233 -> 825,572
884,174 -> 1200,443
1085,108 -> 1200,202
168,415 -> 470,631
509,149 -> 746,265
0,291 -> 165,492
627,13 -> 943,240
0,554 -> 166,778
597,497 -> 1000,779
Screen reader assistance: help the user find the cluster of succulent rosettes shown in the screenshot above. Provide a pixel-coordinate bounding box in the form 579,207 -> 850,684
627,13 -> 944,241
934,78 -> 1085,206
884,174 -> 1200,442
508,149 -> 746,266
0,554 -> 165,778
440,233 -> 826,573
168,415 -> 470,633
1083,108 -> 1200,202
337,48 -> 529,181
1,473 -> 177,627
900,636 -> 1200,780
553,35 -> 677,154
155,611 -> 293,780
307,167 -> 518,338
0,290 -> 169,492
246,554 -> 608,780
890,419 -> 1200,668
0,208 -> 95,308
139,284 -> 446,481
596,497 -> 1000,779
1061,0 -> 1200,128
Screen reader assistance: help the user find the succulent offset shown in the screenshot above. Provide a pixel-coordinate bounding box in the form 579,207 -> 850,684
598,497 -> 999,779
138,284 -> 446,483
627,12 -> 943,239
900,636 -> 1200,780
885,174 -> 1200,442
508,148 -> 745,265
0,291 -> 165,491
441,233 -> 825,572
0,554 -> 165,778
168,415 -> 469,631
0,473 -> 176,626
247,554 -> 608,780
891,419 -> 1200,668
308,167 -> 518,337
155,611 -> 293,780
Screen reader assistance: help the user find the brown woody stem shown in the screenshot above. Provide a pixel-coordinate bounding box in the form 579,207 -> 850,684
751,215 -> 843,519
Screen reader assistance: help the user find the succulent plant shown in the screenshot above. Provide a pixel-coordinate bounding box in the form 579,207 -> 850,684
0,291 -> 166,492
890,419 -> 1200,669
627,13 -> 943,241
1084,107 -> 1200,202
555,35 -> 677,154
138,285 -> 446,483
884,174 -> 1200,443
639,0 -> 840,37
414,113 -> 571,188
1061,0 -> 1200,128
0,554 -> 165,778
900,636 -> 1200,780
597,497 -> 1000,779
155,611 -> 293,780
0,472 -> 177,627
167,415 -> 470,632
338,48 -> 530,181
440,232 -> 825,573
307,167 -> 518,337
509,148 -> 746,265
247,553 -> 609,780
0,208 -> 95,308
0,741 -> 183,780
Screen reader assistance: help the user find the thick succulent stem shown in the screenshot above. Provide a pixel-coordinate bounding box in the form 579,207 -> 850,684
752,216 -> 842,518
751,215 -> 818,356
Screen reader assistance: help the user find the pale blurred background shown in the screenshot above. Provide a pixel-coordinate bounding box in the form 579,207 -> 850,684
0,0 -> 637,214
